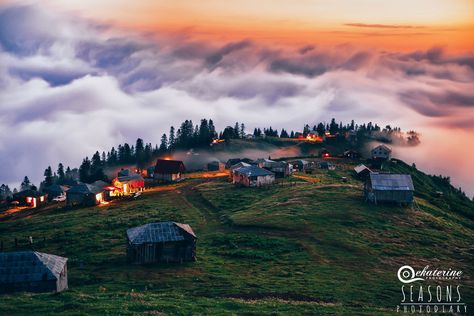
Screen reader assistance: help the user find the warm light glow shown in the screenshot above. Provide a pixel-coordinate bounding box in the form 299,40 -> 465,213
95,193 -> 103,202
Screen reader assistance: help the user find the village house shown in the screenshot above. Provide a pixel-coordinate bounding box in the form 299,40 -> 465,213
126,221 -> 197,264
0,251 -> 68,294
207,161 -> 225,172
291,159 -> 314,173
343,149 -> 361,159
66,183 -> 105,207
230,161 -> 251,173
364,173 -> 414,204
266,161 -> 293,178
153,159 -> 186,182
233,165 -> 275,187
43,184 -> 69,201
252,158 -> 276,169
354,164 -> 372,180
112,170 -> 145,196
12,189 -> 48,208
371,144 -> 392,160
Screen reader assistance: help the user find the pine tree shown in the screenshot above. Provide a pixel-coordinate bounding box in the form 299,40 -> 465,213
44,166 -> 53,187
57,163 -> 65,181
159,134 -> 168,152
20,176 -> 31,191
169,126 -> 175,148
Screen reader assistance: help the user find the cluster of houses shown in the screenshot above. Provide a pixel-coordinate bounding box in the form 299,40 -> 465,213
0,221 -> 197,294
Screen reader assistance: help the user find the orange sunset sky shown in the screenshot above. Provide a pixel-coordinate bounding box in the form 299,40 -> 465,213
18,0 -> 474,51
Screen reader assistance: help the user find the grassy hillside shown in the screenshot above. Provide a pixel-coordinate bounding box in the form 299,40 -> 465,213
0,158 -> 473,315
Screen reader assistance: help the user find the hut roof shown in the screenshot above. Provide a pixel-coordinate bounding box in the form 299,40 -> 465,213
230,162 -> 251,171
0,251 -> 67,284
234,165 -> 274,177
117,174 -> 144,182
369,173 -> 414,191
13,189 -> 45,198
127,221 -> 196,244
154,159 -> 185,174
67,183 -> 104,195
354,164 -> 371,174
91,180 -> 109,188
371,144 -> 392,153
253,158 -> 275,164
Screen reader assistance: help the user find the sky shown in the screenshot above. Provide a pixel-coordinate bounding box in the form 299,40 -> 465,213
0,1 -> 473,195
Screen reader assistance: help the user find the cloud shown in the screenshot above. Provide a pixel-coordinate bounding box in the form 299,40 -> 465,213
344,23 -> 423,29
0,3 -> 473,196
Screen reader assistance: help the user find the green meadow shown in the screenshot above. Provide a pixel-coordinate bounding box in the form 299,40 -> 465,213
0,159 -> 472,315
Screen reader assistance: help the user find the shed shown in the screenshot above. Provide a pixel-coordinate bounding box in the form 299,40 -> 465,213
371,144 -> 392,160
233,165 -> 275,187
126,222 -> 197,264
12,189 -> 48,208
207,161 -> 225,172
365,173 -> 414,204
291,159 -> 309,172
66,183 -> 105,206
0,251 -> 68,294
354,164 -> 372,180
154,159 -> 186,182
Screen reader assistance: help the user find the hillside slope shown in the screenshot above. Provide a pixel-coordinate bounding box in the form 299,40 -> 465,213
0,159 -> 472,315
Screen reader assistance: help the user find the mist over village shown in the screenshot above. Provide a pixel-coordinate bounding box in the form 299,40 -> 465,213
0,1 -> 473,315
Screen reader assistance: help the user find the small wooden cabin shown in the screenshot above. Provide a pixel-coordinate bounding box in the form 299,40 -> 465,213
112,170 -> 145,195
319,161 -> 335,170
153,159 -> 186,182
371,145 -> 392,160
66,183 -> 105,206
12,189 -> 48,208
0,251 -> 68,294
126,222 -> 197,264
365,173 -> 414,204
252,158 -> 276,169
266,161 -> 292,178
233,165 -> 275,187
225,158 -> 253,169
354,164 -> 372,180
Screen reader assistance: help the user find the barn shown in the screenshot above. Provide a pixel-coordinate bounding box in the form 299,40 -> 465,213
371,145 -> 392,160
112,170 -> 145,195
126,222 -> 197,264
154,159 -> 186,182
0,251 -> 68,294
365,173 -> 414,204
66,183 -> 105,206
12,189 -> 48,208
233,165 -> 275,187
207,161 -> 225,171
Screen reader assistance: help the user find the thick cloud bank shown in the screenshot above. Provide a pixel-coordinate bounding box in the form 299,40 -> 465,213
0,4 -> 473,194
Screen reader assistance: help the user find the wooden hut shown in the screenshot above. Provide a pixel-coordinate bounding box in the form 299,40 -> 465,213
371,145 -> 392,160
225,158 -> 253,169
153,159 -> 186,182
66,183 -> 105,206
0,251 -> 68,294
12,189 -> 48,208
266,161 -> 292,178
233,165 -> 275,187
126,222 -> 197,264
252,158 -> 276,169
207,161 -> 225,172
319,161 -> 336,170
365,173 -> 414,204
112,171 -> 144,196
354,164 -> 372,180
